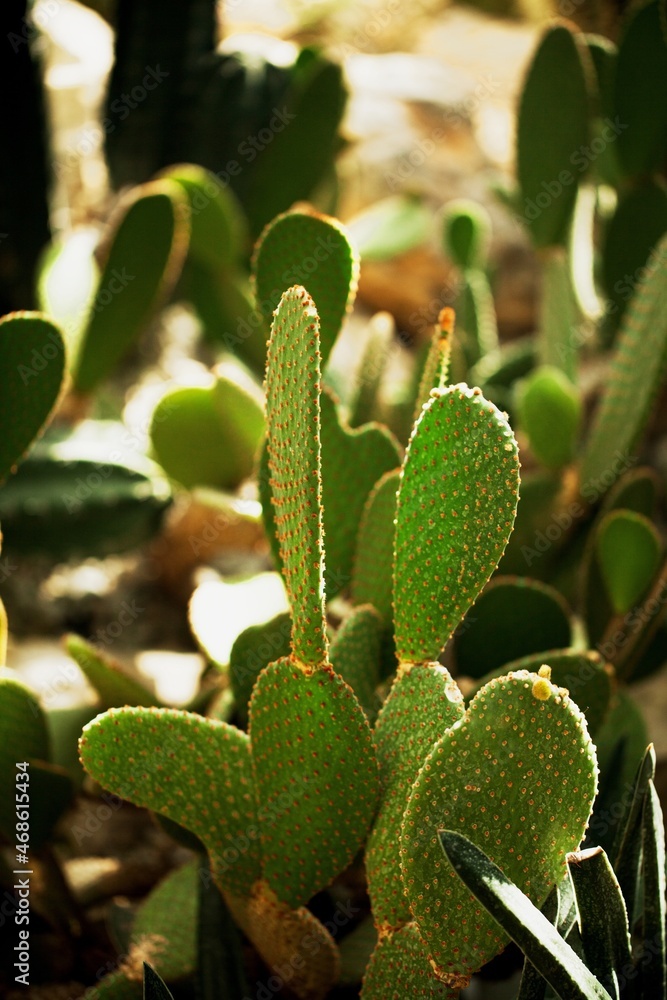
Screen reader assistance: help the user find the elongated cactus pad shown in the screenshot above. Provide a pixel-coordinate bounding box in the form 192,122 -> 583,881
401,670 -> 598,981
320,390 -> 401,598
72,180 -> 189,393
517,26 -> 590,247
264,286 -> 327,667
249,657 -> 380,908
516,364 -> 582,470
329,604 -> 383,721
581,233 -> 667,493
413,308 -> 454,426
0,313 -> 65,483
366,664 -> 465,931
65,634 -> 159,709
253,210 -> 358,364
595,509 -> 662,615
352,469 -> 400,625
361,922 -> 461,1000
78,707 -> 261,897
393,384 -> 520,664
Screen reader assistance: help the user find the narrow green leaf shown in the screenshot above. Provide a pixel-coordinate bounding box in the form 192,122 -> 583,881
439,831 -> 613,1000
517,884 -> 559,1000
568,847 -> 632,999
640,781 -> 667,998
613,744 -> 656,922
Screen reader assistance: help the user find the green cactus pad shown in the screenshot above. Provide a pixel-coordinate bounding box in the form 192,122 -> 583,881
361,923 -> 462,999
130,860 -> 199,982
352,469 -> 400,625
599,465 -> 659,520
72,180 -> 189,394
65,634 -> 159,709
367,664 -> 465,930
159,163 -> 248,269
595,509 -> 662,615
516,26 -> 590,248
453,577 -> 573,680
253,210 -> 358,364
329,604 -> 383,721
393,384 -> 520,665
0,453 -> 172,559
470,649 -> 614,738
516,365 -> 582,471
442,200 -> 491,271
248,657 -> 380,908
457,269 -> 499,367
321,390 -> 401,599
0,313 -> 65,483
349,311 -> 395,428
581,233 -> 667,493
0,678 -> 50,840
538,250 -> 581,383
413,308 -> 454,426
601,181 -> 667,331
265,286 -> 327,667
150,362 -> 264,491
78,707 -> 261,896
614,0 -> 667,177
37,230 -> 99,356
229,611 -> 292,725
401,670 -> 598,980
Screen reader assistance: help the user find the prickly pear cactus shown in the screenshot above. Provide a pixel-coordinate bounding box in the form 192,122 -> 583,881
393,383 -> 520,664
400,667 -> 598,985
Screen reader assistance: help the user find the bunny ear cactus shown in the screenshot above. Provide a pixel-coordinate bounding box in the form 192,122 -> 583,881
442,204 -> 498,366
253,209 -> 359,366
401,667 -> 598,987
71,180 -> 189,395
0,313 -> 66,482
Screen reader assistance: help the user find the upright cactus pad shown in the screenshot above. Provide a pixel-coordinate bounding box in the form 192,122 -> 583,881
400,669 -> 598,982
249,657 -> 380,908
320,390 -> 401,598
581,233 -> 667,493
329,604 -> 383,721
393,384 -> 520,664
352,469 -> 400,625
78,707 -> 261,897
265,286 -> 327,667
361,922 -> 461,1000
0,313 -> 65,482
254,210 -> 359,364
72,180 -> 189,394
413,308 -> 453,426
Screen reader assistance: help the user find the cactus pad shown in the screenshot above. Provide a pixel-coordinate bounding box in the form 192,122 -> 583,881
367,664 -> 465,931
253,210 -> 358,364
78,707 -> 261,896
0,313 -> 65,483
249,657 -> 380,908
320,389 -> 401,598
413,308 -> 453,426
66,634 -> 160,709
400,670 -> 598,980
393,384 -> 520,664
352,469 -> 400,625
329,604 -> 383,721
73,180 -> 189,393
264,286 -> 327,667
361,922 -> 461,999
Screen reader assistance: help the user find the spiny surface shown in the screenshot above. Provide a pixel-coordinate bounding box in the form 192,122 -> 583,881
361,922 -> 461,999
352,469 -> 400,625
78,707 -> 260,896
230,611 -> 292,725
253,210 -> 358,364
413,308 -> 453,426
249,657 -> 380,908
393,384 -> 519,664
265,286 -> 327,667
0,313 -> 65,483
320,389 -> 401,599
581,233 -> 667,492
366,665 -> 465,930
401,671 -> 598,979
329,604 -> 383,721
